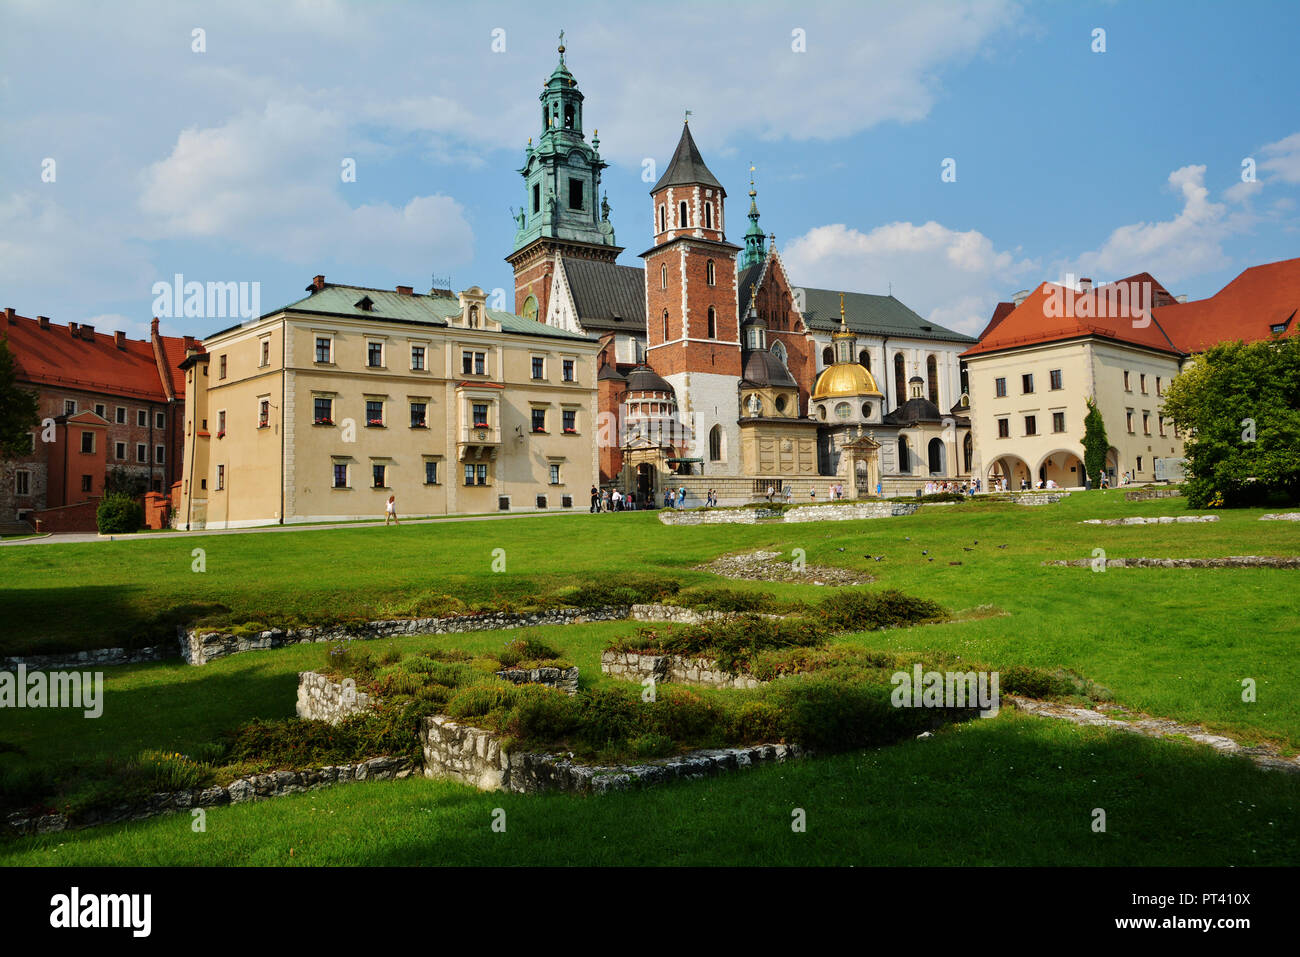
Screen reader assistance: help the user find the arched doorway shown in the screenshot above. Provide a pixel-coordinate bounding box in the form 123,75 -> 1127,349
963,433 -> 973,473
987,455 -> 1032,490
1105,447 -> 1121,486
897,435 -> 912,473
636,463 -> 655,501
927,437 -> 945,475
1037,450 -> 1086,488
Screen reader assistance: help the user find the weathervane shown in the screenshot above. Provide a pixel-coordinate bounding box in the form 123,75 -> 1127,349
684,109 -> 693,123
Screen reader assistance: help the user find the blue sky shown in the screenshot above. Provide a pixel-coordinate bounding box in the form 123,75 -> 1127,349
2,0 -> 1297,342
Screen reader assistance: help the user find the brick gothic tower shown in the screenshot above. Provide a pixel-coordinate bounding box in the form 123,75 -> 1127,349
505,37 -> 621,322
641,120 -> 743,471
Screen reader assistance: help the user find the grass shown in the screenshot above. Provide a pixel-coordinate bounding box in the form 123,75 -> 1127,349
3,713 -> 1295,866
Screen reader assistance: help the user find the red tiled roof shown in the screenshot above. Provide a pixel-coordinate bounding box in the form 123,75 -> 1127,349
1153,257 -> 1300,353
977,301 -> 1016,342
0,312 -> 199,402
962,274 -> 1181,359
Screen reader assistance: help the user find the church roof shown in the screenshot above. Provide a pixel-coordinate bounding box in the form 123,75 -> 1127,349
651,122 -> 725,194
1152,257 -> 1300,353
624,365 -> 675,395
800,288 -> 976,344
741,350 -> 797,389
561,258 -> 646,332
883,396 -> 962,426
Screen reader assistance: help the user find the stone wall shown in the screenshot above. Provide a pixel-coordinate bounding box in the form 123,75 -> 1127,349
182,605 -> 630,665
421,715 -> 801,794
495,665 -> 580,695
296,671 -> 379,723
1,644 -> 171,673
1081,515 -> 1217,526
1124,488 -> 1182,501
600,649 -> 764,690
5,755 -> 415,835
1261,513 -> 1300,521
1044,555 -> 1300,569
782,501 -> 918,522
630,603 -> 749,625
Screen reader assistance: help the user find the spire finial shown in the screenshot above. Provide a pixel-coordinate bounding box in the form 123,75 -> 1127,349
749,161 -> 756,197
839,292 -> 847,330
558,29 -> 565,56
684,109 -> 692,124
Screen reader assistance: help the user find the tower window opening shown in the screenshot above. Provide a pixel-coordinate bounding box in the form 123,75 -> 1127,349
532,183 -> 540,213
707,307 -> 716,339
679,201 -> 688,227
568,178 -> 583,210
704,203 -> 713,229
564,104 -> 575,129
706,260 -> 715,286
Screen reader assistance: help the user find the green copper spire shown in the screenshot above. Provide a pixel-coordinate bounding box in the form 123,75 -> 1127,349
740,162 -> 766,269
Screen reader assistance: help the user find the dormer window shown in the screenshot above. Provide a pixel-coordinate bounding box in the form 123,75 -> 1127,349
354,296 -> 374,311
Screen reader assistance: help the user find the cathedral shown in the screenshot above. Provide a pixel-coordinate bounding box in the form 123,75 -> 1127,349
508,41 -> 976,503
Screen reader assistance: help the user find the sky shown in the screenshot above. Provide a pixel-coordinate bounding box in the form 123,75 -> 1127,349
2,0 -> 1298,344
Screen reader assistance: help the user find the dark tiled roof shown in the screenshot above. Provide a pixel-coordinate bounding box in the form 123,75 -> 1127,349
651,123 -> 725,194
800,288 -> 976,343
597,363 -> 627,381
563,259 -> 647,332
883,396 -> 950,426
624,365 -> 675,395
737,262 -> 764,319
741,349 -> 796,389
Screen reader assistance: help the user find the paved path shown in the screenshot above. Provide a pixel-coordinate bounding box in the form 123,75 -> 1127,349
0,508 -> 636,547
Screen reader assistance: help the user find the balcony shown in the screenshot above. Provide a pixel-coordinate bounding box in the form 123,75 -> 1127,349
459,423 -> 501,461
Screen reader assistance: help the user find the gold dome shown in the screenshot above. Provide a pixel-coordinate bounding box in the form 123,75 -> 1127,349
813,362 -> 883,400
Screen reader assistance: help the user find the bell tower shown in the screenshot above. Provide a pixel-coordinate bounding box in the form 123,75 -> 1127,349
506,33 -> 621,322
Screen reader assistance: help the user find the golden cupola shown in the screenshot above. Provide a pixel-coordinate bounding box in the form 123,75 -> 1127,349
812,293 -> 883,400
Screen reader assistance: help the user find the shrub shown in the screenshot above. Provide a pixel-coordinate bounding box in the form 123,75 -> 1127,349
819,590 -> 947,632
647,687 -> 725,745
445,684 -> 522,721
562,576 -> 681,608
502,685 -> 580,744
626,733 -> 676,759
1000,665 -> 1087,700
497,636 -> 562,668
95,492 -> 143,534
136,750 -> 210,791
573,687 -> 640,751
325,643 -> 376,681
771,678 -> 938,752
729,699 -> 785,743
674,587 -> 776,613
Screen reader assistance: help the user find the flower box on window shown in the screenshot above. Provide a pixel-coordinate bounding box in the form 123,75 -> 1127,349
473,422 -> 489,429
216,430 -> 226,439
367,419 -> 384,427
314,417 -> 333,426
563,427 -> 577,434
532,427 -> 546,434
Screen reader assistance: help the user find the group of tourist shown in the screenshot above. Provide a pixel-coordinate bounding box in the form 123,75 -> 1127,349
924,479 -> 983,496
589,486 -> 645,512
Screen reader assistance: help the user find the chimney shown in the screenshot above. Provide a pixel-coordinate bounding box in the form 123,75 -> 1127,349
312,274 -> 326,291
1079,277 -> 1093,293
151,316 -> 160,338
68,321 -> 79,337
1012,290 -> 1029,306
1176,294 -> 1188,304
38,315 -> 49,330
4,307 -> 14,324
81,324 -> 95,340
183,335 -> 196,351
115,330 -> 127,350
396,285 -> 413,296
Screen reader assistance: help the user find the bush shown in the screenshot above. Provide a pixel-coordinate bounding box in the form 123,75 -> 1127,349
819,590 -> 947,632
136,750 -> 210,791
497,636 -> 563,668
562,576 -> 681,607
95,492 -> 143,534
673,587 -> 778,614
502,685 -> 580,744
324,643 -> 376,681
573,687 -> 640,751
771,678 -> 938,752
1000,665 -> 1096,700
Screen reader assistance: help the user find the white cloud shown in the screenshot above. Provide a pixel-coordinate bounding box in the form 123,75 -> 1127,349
1260,132 -> 1300,184
781,221 -> 1036,334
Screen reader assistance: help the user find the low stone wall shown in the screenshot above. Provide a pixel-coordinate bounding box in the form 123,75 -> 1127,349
1261,513 -> 1300,521
1081,515 -> 1218,526
629,603 -> 755,625
1044,555 -> 1300,569
0,644 -> 172,672
5,755 -> 415,835
657,508 -> 773,525
421,715 -> 801,794
1125,488 -> 1183,501
1000,491 -> 1071,506
600,649 -> 764,690
182,605 -> 629,665
495,666 -> 580,695
296,671 -> 379,723
782,501 -> 918,522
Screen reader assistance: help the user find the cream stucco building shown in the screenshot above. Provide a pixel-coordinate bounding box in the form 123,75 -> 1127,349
177,277 -> 600,528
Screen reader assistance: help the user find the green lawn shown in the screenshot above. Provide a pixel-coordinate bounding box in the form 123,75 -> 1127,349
1,490 -> 1296,865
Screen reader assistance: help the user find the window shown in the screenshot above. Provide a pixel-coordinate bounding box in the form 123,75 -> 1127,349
568,177 -> 583,210
462,351 -> 486,375
155,445 -> 165,464
858,350 -> 871,370
562,358 -> 575,382
472,403 -> 489,427
333,463 -> 348,489
64,399 -> 76,416
81,474 -> 92,492
219,355 -> 227,379
706,260 -> 716,286
156,411 -> 166,429
549,464 -> 561,485
897,436 -> 911,473
709,425 -> 722,461
894,353 -> 906,407
531,408 -> 547,433
1021,373 -> 1034,394
562,495 -> 573,508
410,402 -> 427,428
997,418 -> 1009,438
15,471 -> 30,496
707,307 -> 716,339
367,341 -> 384,368
115,441 -> 126,460
927,355 -> 939,404
134,409 -> 146,428
658,207 -> 666,233
533,183 -> 540,214
217,410 -> 226,437
1126,410 -> 1134,433
411,345 -> 425,371
94,403 -> 105,418
662,311 -> 669,340
115,407 -> 126,424
315,337 -> 332,363
136,443 -> 147,463
822,346 -> 833,366
216,464 -> 225,490
1052,411 -> 1065,433
678,200 -> 688,227
562,409 -> 576,433
258,399 -> 270,428
1123,370 -> 1131,391
464,463 -> 488,486
995,377 -> 1007,398
366,400 -> 384,427
1024,415 -> 1037,436
531,356 -> 545,379
424,461 -> 439,485
704,203 -> 713,229
80,431 -> 94,453
1137,456 -> 1143,472
1159,416 -> 1167,437
660,264 -> 667,289
1142,411 -> 1151,435
1140,374 -> 1147,394
536,495 -> 548,509
372,464 -> 386,488
314,397 -> 333,425
1049,369 -> 1063,390
1156,376 -> 1162,395
835,402 -> 852,419
259,339 -> 270,367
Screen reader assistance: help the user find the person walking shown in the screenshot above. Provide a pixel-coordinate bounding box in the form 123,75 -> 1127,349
784,484 -> 793,504
590,485 -> 599,513
385,495 -> 399,526
766,484 -> 775,503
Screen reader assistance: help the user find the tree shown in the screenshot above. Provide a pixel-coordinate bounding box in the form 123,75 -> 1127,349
105,467 -> 147,497
1161,337 -> 1300,507
0,335 -> 38,459
1081,397 -> 1109,489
